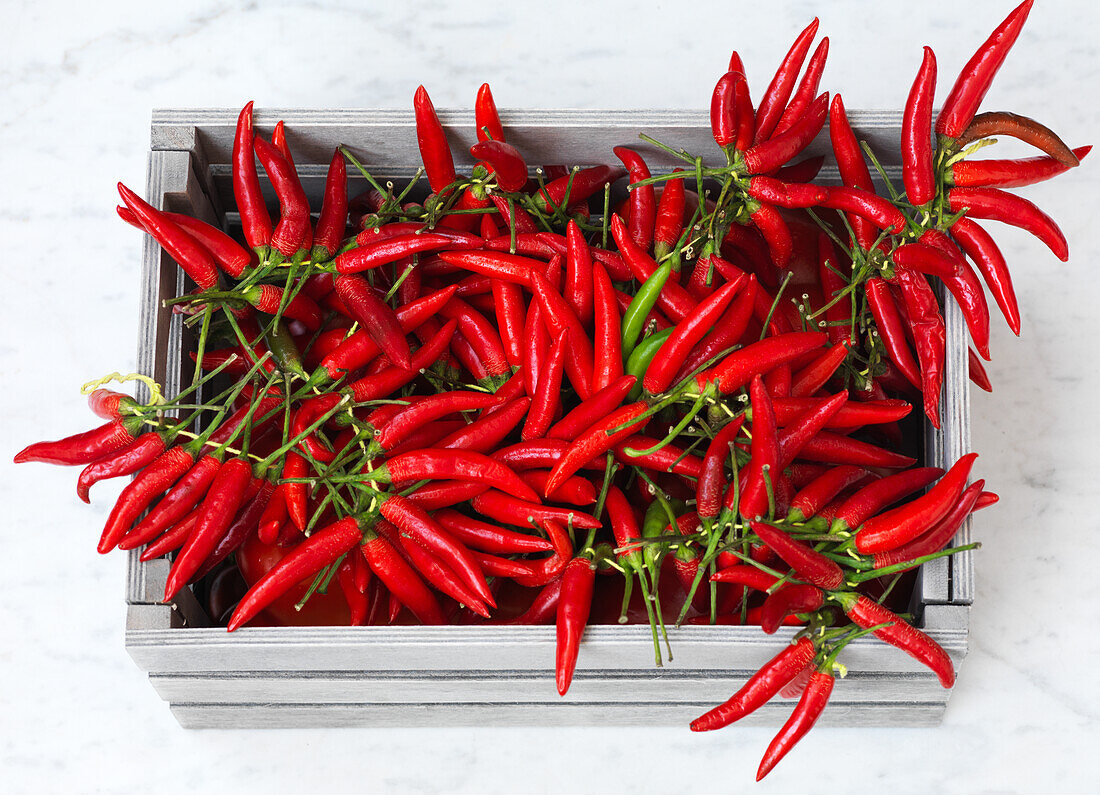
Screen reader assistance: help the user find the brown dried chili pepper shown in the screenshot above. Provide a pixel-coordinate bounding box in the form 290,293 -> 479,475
936,0 -> 1034,139
954,111 -> 1080,166
753,18 -> 820,145
948,145 -> 1090,190
691,637 -> 816,731
948,186 -> 1068,261
901,46 -> 938,206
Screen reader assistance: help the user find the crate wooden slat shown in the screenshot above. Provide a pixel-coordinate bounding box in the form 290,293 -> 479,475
126,109 -> 972,727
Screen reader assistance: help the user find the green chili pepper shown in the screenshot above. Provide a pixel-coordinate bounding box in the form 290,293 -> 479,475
621,259 -> 673,357
625,327 -> 675,401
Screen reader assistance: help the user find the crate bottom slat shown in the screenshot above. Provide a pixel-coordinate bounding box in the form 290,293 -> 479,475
169,700 -> 947,729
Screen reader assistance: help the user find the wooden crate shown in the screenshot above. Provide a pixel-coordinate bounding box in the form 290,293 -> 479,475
125,109 -> 972,728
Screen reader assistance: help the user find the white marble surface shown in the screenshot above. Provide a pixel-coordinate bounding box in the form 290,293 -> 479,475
2,1 -> 1098,792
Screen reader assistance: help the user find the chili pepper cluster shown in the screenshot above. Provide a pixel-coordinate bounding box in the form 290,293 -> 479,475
16,0 -> 1085,781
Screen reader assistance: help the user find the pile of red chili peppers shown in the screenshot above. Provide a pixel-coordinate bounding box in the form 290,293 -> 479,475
16,0 -> 1086,779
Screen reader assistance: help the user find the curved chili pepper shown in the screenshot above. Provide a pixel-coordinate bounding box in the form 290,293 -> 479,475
691,637 -> 816,731
339,233 -> 474,274
530,269 -> 594,399
258,482 -> 288,544
523,332 -> 567,442
620,258 -> 672,358
698,331 -> 828,394
697,417 -> 744,520
334,273 -> 410,370
555,556 -> 596,696
312,149 -> 349,262
821,185 -> 906,233
475,82 -> 505,142
752,521 -> 843,589
855,452 -> 978,553
347,319 -> 457,401
16,418 -> 141,466
893,245 -> 957,286
359,526 -> 445,625
892,268 -> 945,427
252,135 -> 310,258
270,121 -> 313,254
790,342 -> 849,398
437,397 -> 530,453
76,432 -> 165,504
117,205 -> 251,277
760,584 -> 824,635
710,71 -> 741,150
955,111 -> 1079,166
615,436 -> 704,481
949,145 -> 1090,189
831,466 -> 944,533
436,250 -> 537,288
97,445 -> 195,554
370,449 -> 538,503
838,592 -> 955,687
232,101 -> 272,254
86,389 -> 139,421
796,431 -> 915,469
902,46 -> 938,206
948,186 -> 1068,261
872,478 -> 984,571
413,85 -> 457,194
827,94 -> 877,250
493,439 -> 600,472
936,0 -> 1035,138
747,176 -> 827,209
502,576 -> 563,625
192,478 -> 271,583
378,493 -> 493,607
471,489 -> 600,531
534,164 -> 625,214
371,391 -> 500,452
744,91 -> 829,175
117,183 -> 220,289
710,564 -> 781,591
776,398 -> 910,429
787,465 -> 869,522
563,219 -> 594,326
614,147 -> 656,251
676,273 -> 758,379
750,201 -> 794,269
163,458 -> 253,599
756,670 -> 834,780
644,277 -> 743,395
434,510 -> 553,555
777,391 -> 848,469
969,348 -> 993,392
611,215 -> 696,322
440,296 -> 511,386
773,36 -> 830,138
920,229 -> 991,360
545,401 -> 648,495
522,470 -> 597,505
866,278 -> 922,388
548,376 -> 636,442
470,140 -> 527,192
753,18 -> 820,145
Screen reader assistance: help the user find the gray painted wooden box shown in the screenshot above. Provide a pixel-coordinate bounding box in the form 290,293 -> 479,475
125,109 -> 972,729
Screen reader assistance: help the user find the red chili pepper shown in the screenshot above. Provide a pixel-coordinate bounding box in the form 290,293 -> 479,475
472,489 -> 600,531
74,432 -> 165,504
240,283 -> 322,331
475,83 -> 505,143
613,146 -> 656,251
752,521 -> 843,590
502,576 -> 563,625
698,331 -> 827,394
269,121 -> 313,254
359,525 -> 446,625
935,0 -> 1035,138
252,135 -> 311,258
872,478 -> 985,571
756,670 -> 834,780
530,269 -> 595,399
644,276 -> 743,395
827,95 -> 877,249
312,148 -> 349,261
404,480 -> 488,511
796,431 -> 916,469
772,36 -> 830,138
232,102 -> 272,254
525,470 -> 598,505
838,592 -> 955,687
738,375 -> 780,520
334,274 -> 411,370
789,341 -> 849,398
491,279 -> 526,368
86,389 -> 139,421
969,348 -> 993,392
711,71 -> 741,150
745,92 -> 829,175
545,402 -> 649,495
347,319 -> 457,401
591,262 -> 624,392
615,437 -> 704,481
563,219 -> 594,326
16,418 -> 141,466
547,375 -> 635,441
336,557 -> 368,626
370,449 -> 538,503
523,332 -> 568,442
787,465 -> 869,522
556,556 -> 596,696
339,233 -> 474,274
117,183 -> 220,289
696,417 -> 744,520
710,564 -> 781,591
534,165 -> 625,214
437,397 -> 530,453
949,145 -> 1090,189
492,439 -> 597,472
470,140 -> 527,192
611,215 -> 697,322
775,398 -> 910,429
97,445 -> 196,554
676,274 -> 758,379
691,637 -> 816,731
865,278 -> 922,389
747,176 -> 827,209
753,18 -> 820,145
855,453 -> 978,553
440,296 -> 511,386
831,466 -> 944,533
258,482 -> 288,544
902,47 -> 938,206
413,85 -> 457,194
821,185 -> 906,234
117,205 -> 251,277
760,584 -> 824,635
919,229 -> 992,359
435,250 -> 536,288
192,478 -> 271,583
136,506 -> 199,561
948,186 -> 1067,261
892,267 -> 946,428
776,392 -> 848,469
434,509 -> 553,555
371,391 -> 500,452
